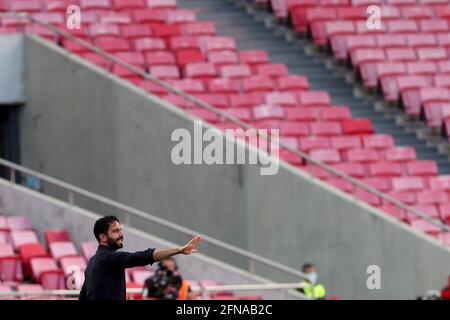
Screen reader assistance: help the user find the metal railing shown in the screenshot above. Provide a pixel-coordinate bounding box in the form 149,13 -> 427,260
0,282 -> 308,300
0,12 -> 449,237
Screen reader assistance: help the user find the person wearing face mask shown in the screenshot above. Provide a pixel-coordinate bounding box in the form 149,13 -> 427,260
297,263 -> 327,300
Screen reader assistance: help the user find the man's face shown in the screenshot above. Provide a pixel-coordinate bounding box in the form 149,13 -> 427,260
163,259 -> 177,272
104,221 -> 124,250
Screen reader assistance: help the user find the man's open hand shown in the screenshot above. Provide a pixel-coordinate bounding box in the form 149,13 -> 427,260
179,235 -> 202,255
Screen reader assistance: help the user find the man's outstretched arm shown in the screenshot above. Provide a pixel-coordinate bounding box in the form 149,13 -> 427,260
153,235 -> 202,262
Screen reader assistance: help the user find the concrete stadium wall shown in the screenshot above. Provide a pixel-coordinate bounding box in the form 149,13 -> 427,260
0,178 -> 298,300
7,34 -> 450,299
0,35 -> 25,104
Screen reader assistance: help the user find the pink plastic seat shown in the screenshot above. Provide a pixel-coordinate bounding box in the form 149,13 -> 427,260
388,191 -> 417,205
384,147 -> 417,162
0,255 -> 23,282
310,122 -> 342,136
361,177 -> 392,192
229,93 -> 264,108
265,92 -> 297,108
49,242 -> 78,261
130,269 -> 154,285
252,105 -> 285,122
346,149 -> 380,163
182,22 -> 216,36
220,64 -> 252,79
351,48 -> 386,88
377,62 -> 407,102
81,241 -> 98,262
10,230 -> 39,250
207,79 -> 241,94
149,66 -> 180,80
416,190 -> 449,206
168,79 -> 205,94
208,51 -> 239,66
277,75 -> 309,92
298,137 -> 330,152
192,94 -> 229,109
298,91 -> 330,107
392,176 -> 425,191
285,108 -> 320,122
256,64 -> 289,79
387,20 -> 419,34
242,76 -> 275,93
379,205 -> 408,222
30,257 -> 65,290
362,135 -> 395,150
330,136 -> 362,151
184,63 -> 217,80
331,163 -> 366,178
406,61 -> 437,85
385,48 -> 417,63
397,76 -> 429,116
6,216 -> 33,231
341,119 -> 374,135
309,149 -> 341,164
148,0 -> 176,9
44,230 -> 71,247
203,37 -> 236,53
60,256 -> 87,277
419,19 -> 449,33
320,106 -> 352,121
375,34 -> 407,50
278,121 -> 310,137
410,219 -> 443,236
369,162 -> 403,177
134,38 -> 166,53
405,160 -> 438,177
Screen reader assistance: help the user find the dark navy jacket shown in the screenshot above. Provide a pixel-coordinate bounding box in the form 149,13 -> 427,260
79,245 -> 155,300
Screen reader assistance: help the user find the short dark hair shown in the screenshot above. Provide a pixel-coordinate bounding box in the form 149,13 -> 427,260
302,263 -> 315,273
93,215 -> 120,242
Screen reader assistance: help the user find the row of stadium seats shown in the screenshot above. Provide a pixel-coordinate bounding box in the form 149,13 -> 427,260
1,1 -> 449,243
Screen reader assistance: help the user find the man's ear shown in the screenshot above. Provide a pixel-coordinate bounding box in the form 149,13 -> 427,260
99,233 -> 107,242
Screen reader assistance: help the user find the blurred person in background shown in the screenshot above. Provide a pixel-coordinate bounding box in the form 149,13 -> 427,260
297,262 -> 327,300
143,257 -> 194,300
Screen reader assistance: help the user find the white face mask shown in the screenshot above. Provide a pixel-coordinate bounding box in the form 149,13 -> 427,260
308,272 -> 318,285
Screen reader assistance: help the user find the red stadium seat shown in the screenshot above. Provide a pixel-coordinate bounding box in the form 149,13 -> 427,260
203,37 -> 236,53
341,119 -> 374,135
299,137 -> 330,152
192,94 -> 229,109
60,256 -> 87,277
429,176 -> 450,191
331,163 -> 366,178
81,241 -> 98,262
326,21 -> 357,59
277,75 -> 309,92
208,51 -> 239,67
310,122 -> 342,136
406,34 -> 437,49
309,149 -> 341,164
148,0 -> 177,9
369,162 -> 403,177
49,242 -> 78,261
330,136 -> 362,151
10,231 -> 39,251
278,122 -> 310,137
387,20 -> 419,34
229,93 -> 264,108
417,47 -> 448,62
133,8 -> 166,24
346,35 -> 376,56
168,79 -> 205,94
384,146 -> 416,162
392,176 -> 425,191
417,190 -> 449,206
181,22 -> 216,36
18,243 -> 48,278
6,216 -> 32,231
385,48 -> 417,63
419,20 -> 449,34
388,191 -> 417,205
30,257 -> 65,290
424,102 -> 450,128
298,91 -> 330,107
400,6 -> 434,20
222,108 -> 252,122
165,10 -> 196,25
307,8 -> 338,46
9,0 -> 41,12
285,108 -> 320,122
361,177 -> 392,192
134,38 -> 166,53
406,61 -> 437,85
113,0 -> 146,11
326,178 -> 354,193
438,204 -> 450,221
149,66 -> 180,80
239,50 -> 269,71
265,92 -> 298,108
346,149 -> 380,163
220,64 -> 252,79
256,64 -> 289,79
207,79 -> 241,94
184,63 -> 217,80
96,38 -> 131,52
351,48 -> 386,88
397,76 -> 429,115
252,105 -> 285,122
362,135 -> 395,150
0,255 -> 23,282
241,76 -> 275,93
145,51 -> 176,66
377,62 -> 407,102
321,106 -> 352,121
44,231 -> 71,247
405,160 -> 438,177
375,34 -> 407,50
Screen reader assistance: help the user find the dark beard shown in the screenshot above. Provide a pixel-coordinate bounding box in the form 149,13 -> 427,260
107,236 -> 123,250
